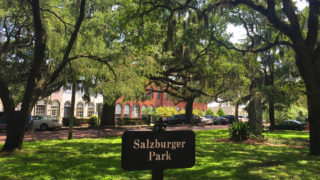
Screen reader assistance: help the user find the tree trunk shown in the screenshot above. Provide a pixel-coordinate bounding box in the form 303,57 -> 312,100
68,76 -> 76,140
1,0 -> 45,152
185,97 -> 194,124
295,50 -> 320,155
307,87 -> 320,155
100,103 -> 116,126
248,95 -> 263,136
235,100 -> 240,122
268,95 -> 275,128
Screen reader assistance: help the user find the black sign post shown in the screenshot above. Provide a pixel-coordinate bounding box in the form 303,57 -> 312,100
121,127 -> 195,179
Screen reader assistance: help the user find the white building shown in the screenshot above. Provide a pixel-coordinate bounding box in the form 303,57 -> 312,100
208,101 -> 248,116
0,83 -> 104,119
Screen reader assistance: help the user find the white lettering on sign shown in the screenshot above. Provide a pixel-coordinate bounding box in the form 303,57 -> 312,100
133,139 -> 187,161
133,139 -> 186,150
149,151 -> 172,161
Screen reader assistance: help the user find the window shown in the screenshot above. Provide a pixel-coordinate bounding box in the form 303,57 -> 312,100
87,103 -> 95,117
64,102 -> 71,117
76,83 -> 83,92
164,93 -> 168,100
51,101 -> 60,117
124,104 -> 130,118
35,100 -> 46,115
76,102 -> 84,117
156,93 -> 160,100
115,104 -> 122,117
176,107 -> 180,112
132,103 -> 140,118
63,83 -> 72,91
150,87 -> 153,99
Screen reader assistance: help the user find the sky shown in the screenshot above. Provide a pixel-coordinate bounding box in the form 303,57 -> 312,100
226,0 -> 308,44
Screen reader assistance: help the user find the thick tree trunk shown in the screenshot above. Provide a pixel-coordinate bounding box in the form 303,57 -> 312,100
248,95 -> 263,136
295,50 -> 320,155
100,96 -> 118,126
306,83 -> 320,155
2,0 -> 45,152
268,95 -> 275,128
185,97 -> 194,124
2,112 -> 28,151
235,100 -> 240,122
100,103 -> 116,126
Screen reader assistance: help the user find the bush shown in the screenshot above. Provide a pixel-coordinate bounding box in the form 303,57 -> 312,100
205,109 -> 214,116
62,117 -> 79,126
89,115 -> 99,126
216,107 -> 225,117
229,122 -> 249,141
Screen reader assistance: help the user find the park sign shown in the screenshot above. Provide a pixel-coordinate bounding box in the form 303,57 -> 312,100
121,130 -> 195,171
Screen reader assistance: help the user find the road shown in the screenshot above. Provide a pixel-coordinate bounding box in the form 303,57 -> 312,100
0,125 -> 228,143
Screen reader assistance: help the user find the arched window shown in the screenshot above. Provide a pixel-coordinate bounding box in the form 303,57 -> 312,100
132,103 -> 140,118
76,102 -> 84,117
156,92 -> 160,100
176,107 -> 181,112
51,101 -> 60,117
115,104 -> 122,117
87,103 -> 95,117
35,100 -> 46,115
64,102 -> 71,118
124,104 -> 130,118
150,87 -> 153,99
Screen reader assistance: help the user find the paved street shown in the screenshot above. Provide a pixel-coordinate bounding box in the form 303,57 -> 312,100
0,125 -> 228,143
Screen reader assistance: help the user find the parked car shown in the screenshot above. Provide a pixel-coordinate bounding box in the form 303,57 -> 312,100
222,115 -> 235,124
273,120 -> 306,131
200,116 -> 213,125
217,116 -> 229,125
205,115 -> 220,125
239,116 -> 248,122
32,115 -> 62,131
164,114 -> 200,125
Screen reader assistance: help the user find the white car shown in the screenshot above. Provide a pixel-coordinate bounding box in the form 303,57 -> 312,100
200,116 -> 213,125
32,115 -> 62,131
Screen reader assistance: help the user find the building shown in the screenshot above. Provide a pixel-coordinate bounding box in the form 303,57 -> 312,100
31,83 -> 104,119
207,102 -> 248,116
0,85 -> 207,119
115,89 -> 207,118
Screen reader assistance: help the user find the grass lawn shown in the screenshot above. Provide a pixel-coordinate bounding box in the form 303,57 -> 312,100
0,129 -> 319,179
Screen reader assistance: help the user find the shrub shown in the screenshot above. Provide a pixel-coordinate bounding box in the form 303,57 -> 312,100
62,117 -> 79,126
205,109 -> 214,116
216,107 -> 225,117
229,122 -> 249,141
89,115 -> 99,126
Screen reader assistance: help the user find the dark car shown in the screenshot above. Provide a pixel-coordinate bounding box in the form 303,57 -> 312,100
273,120 -> 306,131
217,117 -> 229,125
164,114 -> 200,124
222,115 -> 235,124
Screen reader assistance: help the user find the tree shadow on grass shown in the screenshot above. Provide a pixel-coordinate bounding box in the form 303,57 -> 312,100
0,130 -> 319,179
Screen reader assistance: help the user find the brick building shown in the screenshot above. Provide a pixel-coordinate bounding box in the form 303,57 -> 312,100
115,89 -> 207,118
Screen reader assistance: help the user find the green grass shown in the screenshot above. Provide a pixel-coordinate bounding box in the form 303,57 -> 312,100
0,130 -> 319,179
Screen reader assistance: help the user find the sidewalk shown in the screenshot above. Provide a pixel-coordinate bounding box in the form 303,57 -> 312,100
0,125 -> 227,143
